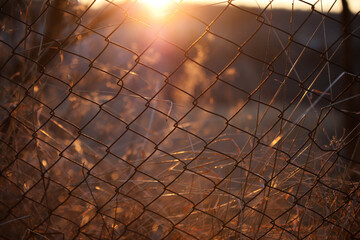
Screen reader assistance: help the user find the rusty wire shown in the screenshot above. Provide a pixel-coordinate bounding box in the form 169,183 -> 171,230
1,0 -> 360,239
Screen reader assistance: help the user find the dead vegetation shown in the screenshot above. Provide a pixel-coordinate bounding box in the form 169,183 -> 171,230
1,0 -> 360,239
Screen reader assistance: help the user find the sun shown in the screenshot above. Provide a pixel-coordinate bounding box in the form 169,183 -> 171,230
141,0 -> 171,10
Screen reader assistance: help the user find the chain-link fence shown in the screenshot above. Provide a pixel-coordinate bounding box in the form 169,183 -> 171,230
1,0 -> 360,239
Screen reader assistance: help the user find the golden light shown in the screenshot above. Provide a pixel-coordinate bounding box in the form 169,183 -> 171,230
138,0 -> 175,18
77,0 -> 360,14
140,0 -> 172,9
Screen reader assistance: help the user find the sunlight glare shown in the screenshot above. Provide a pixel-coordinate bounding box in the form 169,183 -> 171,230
77,0 -> 359,14
140,0 -> 172,11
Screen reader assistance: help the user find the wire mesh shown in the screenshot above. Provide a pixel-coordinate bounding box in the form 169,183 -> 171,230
1,0 -> 360,239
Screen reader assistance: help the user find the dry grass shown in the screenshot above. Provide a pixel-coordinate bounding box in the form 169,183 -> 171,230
1,0 -> 360,239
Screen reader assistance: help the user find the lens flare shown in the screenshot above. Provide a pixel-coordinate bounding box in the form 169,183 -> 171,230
141,0 -> 171,10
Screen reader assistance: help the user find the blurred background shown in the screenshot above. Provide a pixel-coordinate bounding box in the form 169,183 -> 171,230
1,0 -> 359,239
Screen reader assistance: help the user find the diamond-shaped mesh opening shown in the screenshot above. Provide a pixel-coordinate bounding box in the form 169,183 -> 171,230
167,169 -> 214,205
177,208 -> 225,239
137,153 -> 184,185
81,109 -> 127,145
127,210 -> 173,239
109,130 -> 156,166
118,171 -> 164,206
55,92 -> 100,128
130,107 -> 176,144
71,175 -> 117,207
159,9 -> 207,50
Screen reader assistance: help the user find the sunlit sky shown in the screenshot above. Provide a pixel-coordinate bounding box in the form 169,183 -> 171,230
81,0 -> 360,13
